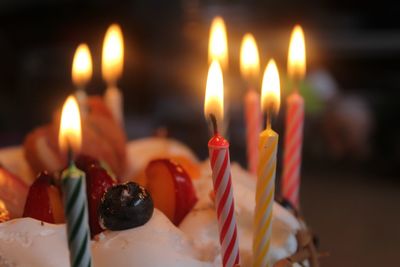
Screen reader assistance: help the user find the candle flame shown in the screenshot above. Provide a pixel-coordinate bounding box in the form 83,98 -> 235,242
102,24 -> 124,85
204,61 -> 224,126
240,33 -> 260,82
208,16 -> 228,70
72,44 -> 92,88
261,59 -> 281,114
288,25 -> 306,81
58,95 -> 82,155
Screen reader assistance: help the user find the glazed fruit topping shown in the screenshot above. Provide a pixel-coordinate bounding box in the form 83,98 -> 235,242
145,159 -> 197,225
23,171 -> 64,224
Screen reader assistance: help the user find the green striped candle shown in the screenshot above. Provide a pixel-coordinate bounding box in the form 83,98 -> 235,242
61,162 -> 92,267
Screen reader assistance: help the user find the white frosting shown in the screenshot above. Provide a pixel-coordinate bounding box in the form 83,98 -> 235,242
180,162 -> 300,266
93,209 -> 212,267
0,139 -> 302,267
124,137 -> 199,181
0,218 -> 69,267
0,210 -> 211,267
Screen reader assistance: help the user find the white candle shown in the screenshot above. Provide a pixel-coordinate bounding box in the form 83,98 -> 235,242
102,24 -> 124,126
72,43 -> 92,113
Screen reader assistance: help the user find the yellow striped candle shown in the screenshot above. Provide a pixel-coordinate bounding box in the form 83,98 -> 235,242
253,59 -> 281,267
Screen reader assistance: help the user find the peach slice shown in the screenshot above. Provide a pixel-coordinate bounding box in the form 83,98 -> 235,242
145,159 -> 198,225
0,167 -> 29,218
169,155 -> 201,180
48,186 -> 65,224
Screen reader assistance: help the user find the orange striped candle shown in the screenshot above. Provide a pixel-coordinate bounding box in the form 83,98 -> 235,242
282,25 -> 306,209
253,59 -> 281,267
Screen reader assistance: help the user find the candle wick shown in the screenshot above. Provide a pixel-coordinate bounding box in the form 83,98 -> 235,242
266,110 -> 272,130
67,145 -> 74,166
107,80 -> 118,89
209,114 -> 218,135
293,78 -> 301,93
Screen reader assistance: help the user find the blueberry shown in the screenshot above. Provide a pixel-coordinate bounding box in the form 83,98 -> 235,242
98,182 -> 154,231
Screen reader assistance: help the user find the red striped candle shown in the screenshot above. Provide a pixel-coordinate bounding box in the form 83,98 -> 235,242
205,61 -> 240,267
208,134 -> 240,267
282,91 -> 304,208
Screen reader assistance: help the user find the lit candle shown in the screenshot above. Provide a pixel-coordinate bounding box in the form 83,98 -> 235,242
209,16 -> 228,70
102,23 -> 124,126
72,43 -> 92,112
59,96 -> 92,267
205,61 -> 239,267
253,59 -> 280,267
240,33 -> 261,175
208,16 -> 229,136
282,25 -> 306,209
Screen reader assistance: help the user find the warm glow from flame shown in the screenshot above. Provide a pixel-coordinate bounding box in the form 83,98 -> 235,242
59,95 -> 82,154
204,61 -> 224,126
288,25 -> 306,81
261,59 -> 281,114
240,33 -> 260,81
102,24 -> 124,85
72,43 -> 92,87
208,16 -> 228,70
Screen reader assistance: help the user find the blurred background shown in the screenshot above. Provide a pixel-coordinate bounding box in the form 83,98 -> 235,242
0,0 -> 399,266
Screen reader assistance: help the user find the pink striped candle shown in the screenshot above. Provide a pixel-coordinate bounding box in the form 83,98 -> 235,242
282,25 -> 306,208
244,89 -> 262,175
240,33 -> 261,175
208,133 -> 240,267
282,91 -> 304,208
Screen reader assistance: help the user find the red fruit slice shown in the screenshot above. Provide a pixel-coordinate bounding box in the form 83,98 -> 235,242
48,186 -> 65,224
23,172 -> 62,223
86,165 -> 115,237
169,155 -> 201,180
76,154 -> 101,173
0,166 -> 29,218
0,200 -> 10,222
145,159 -> 198,225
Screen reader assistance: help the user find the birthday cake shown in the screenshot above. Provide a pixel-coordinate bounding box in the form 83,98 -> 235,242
0,16 -> 322,266
0,96 -> 321,267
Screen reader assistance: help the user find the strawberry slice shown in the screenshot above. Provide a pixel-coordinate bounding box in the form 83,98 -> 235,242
76,154 -> 101,173
23,172 -> 63,223
86,165 -> 115,237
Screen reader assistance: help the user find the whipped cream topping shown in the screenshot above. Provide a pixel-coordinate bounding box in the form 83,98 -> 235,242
93,209 -> 211,267
124,137 -> 199,181
0,210 -> 211,267
0,218 -> 69,267
180,162 -> 300,266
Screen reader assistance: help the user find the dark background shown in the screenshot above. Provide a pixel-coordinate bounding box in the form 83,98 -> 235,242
0,1 -> 399,266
